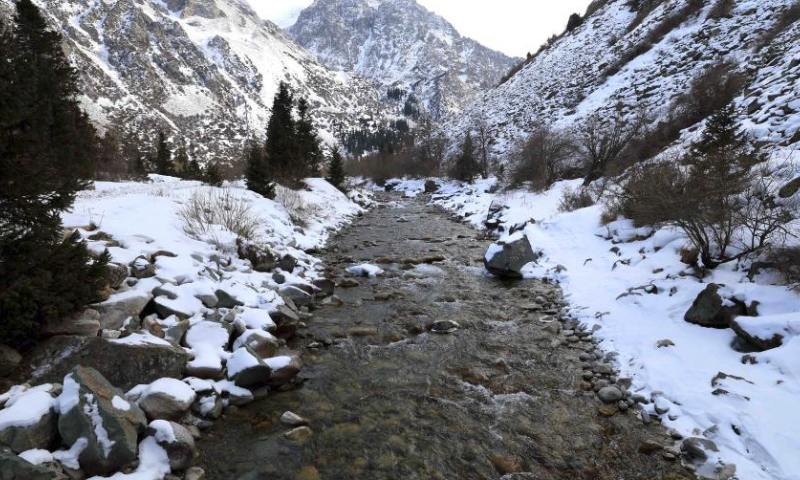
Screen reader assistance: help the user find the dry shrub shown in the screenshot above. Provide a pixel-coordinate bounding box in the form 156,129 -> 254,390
275,187 -> 322,228
757,2 -> 800,51
709,0 -> 735,19
178,188 -> 260,248
559,186 -> 596,213
762,247 -> 800,285
573,108 -> 647,185
510,124 -> 577,191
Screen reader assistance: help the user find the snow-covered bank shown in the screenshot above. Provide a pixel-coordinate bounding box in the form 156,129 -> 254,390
0,176 -> 366,479
391,177 -> 800,480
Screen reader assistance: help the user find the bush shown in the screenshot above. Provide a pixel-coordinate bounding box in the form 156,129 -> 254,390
709,0 -> 735,19
559,186 -> 596,213
761,247 -> 800,285
275,186 -> 322,228
178,188 -> 261,249
756,2 -> 800,51
573,108 -> 647,185
510,125 -> 577,190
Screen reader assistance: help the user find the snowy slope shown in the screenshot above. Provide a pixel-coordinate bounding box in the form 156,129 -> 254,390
391,175 -> 800,480
445,0 -> 800,158
0,0 -> 391,163
288,0 -> 519,120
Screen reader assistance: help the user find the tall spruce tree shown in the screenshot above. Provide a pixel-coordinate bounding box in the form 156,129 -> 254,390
327,146 -> 346,192
296,97 -> 323,178
452,132 -> 479,183
265,82 -> 297,183
245,138 -> 275,198
155,130 -> 173,175
0,1 -> 108,350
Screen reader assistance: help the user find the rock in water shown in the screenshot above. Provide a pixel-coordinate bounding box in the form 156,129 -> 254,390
484,233 -> 537,278
57,367 -> 147,476
684,284 -> 746,329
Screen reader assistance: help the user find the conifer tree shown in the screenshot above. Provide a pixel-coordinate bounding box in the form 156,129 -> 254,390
327,146 -> 346,192
173,141 -> 190,176
296,97 -> 323,178
451,132 -> 480,183
203,162 -> 223,187
245,138 -> 274,198
265,82 -> 297,183
0,1 -> 108,349
155,131 -> 173,175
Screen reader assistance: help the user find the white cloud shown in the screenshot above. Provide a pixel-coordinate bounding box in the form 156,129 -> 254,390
249,0 -> 593,58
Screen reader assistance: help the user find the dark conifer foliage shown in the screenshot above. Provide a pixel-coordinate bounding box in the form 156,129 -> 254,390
155,130 -> 174,175
451,132 -> 480,183
0,0 -> 108,349
265,82 -> 298,183
245,138 -> 275,199
327,146 -> 346,192
296,97 -> 323,178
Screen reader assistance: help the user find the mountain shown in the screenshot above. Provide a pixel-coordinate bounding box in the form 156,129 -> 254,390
288,0 -> 520,120
443,0 -> 800,159
0,0 -> 391,163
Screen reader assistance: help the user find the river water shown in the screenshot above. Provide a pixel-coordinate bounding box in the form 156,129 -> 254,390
197,193 -> 692,480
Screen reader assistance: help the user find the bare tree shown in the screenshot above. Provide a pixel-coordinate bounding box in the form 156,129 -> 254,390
474,115 -> 492,179
574,107 -> 647,185
510,123 -> 576,190
413,119 -> 447,176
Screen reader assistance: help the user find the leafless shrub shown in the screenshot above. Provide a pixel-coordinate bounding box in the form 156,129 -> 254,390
178,188 -> 260,249
709,0 -> 735,19
510,124 -> 577,191
573,107 -> 647,185
761,247 -> 800,286
275,187 -> 322,228
756,2 -> 800,51
559,186 -> 596,213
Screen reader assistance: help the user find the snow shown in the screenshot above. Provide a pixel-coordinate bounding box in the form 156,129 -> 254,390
19,449 -> 54,466
57,374 -> 82,415
226,347 -> 260,378
87,436 -> 170,480
236,307 -> 276,331
127,378 -> 197,405
264,356 -> 292,371
84,393 -> 116,458
54,438 -> 88,471
0,384 -> 55,430
347,264 -> 385,278
393,177 -> 800,480
112,396 -> 131,412
185,320 -> 231,373
111,333 -> 173,347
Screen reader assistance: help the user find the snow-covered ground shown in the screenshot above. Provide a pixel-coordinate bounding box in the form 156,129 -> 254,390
391,177 -> 800,480
0,175 -> 366,479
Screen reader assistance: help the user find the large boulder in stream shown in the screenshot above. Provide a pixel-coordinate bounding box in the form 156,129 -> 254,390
484,233 -> 538,278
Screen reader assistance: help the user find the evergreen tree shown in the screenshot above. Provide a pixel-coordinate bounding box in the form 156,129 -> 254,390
173,141 -> 190,176
155,130 -> 173,175
203,162 -> 223,187
265,82 -> 297,183
451,132 -> 480,183
0,1 -> 108,349
245,138 -> 274,198
327,146 -> 346,192
296,97 -> 323,178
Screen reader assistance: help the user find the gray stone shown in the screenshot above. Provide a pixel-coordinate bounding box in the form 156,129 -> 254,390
228,347 -> 272,389
130,256 -> 156,279
0,449 -> 53,480
268,356 -> 302,387
280,411 -> 309,427
151,422 -> 196,471
484,235 -> 538,278
597,386 -> 624,403
312,278 -> 335,297
233,330 -> 280,359
105,263 -> 129,289
278,254 -> 297,273
133,386 -> 195,422
731,318 -> 784,351
779,176 -> 800,199
279,286 -> 313,308
185,466 -> 206,480
684,284 -> 746,329
93,290 -> 153,331
681,437 -> 719,461
43,309 -> 101,338
0,346 -> 21,377
0,391 -> 57,453
424,180 -> 439,193
58,367 -> 147,476
215,289 -> 244,309
271,305 -> 300,340
272,272 -> 286,285
29,336 -> 188,392
430,319 -> 460,334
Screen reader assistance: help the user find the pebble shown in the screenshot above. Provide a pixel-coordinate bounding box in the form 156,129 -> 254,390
597,386 -> 624,403
283,426 -> 313,443
638,439 -> 663,454
185,467 -> 206,480
640,409 -> 652,425
280,411 -> 310,427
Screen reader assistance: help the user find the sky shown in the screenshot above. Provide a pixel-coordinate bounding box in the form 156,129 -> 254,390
251,0 -> 594,58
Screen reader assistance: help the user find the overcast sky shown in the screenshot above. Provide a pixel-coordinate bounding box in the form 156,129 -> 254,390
251,0 -> 593,58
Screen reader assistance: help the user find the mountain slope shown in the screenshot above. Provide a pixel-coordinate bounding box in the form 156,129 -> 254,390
0,0 -> 390,163
444,0 -> 800,159
288,0 -> 519,120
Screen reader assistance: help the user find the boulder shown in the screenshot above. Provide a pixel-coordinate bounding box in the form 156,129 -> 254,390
278,255 -> 297,273
57,367 -> 147,476
0,346 -> 21,377
42,309 -> 101,338
271,304 -> 301,340
0,449 -> 53,480
128,378 -> 196,421
280,411 -> 309,427
237,241 -> 277,273
279,286 -> 313,308
227,347 -> 271,389
779,176 -> 800,199
149,420 -> 196,471
266,356 -> 302,387
93,290 -> 153,330
233,330 -> 280,359
484,234 -> 538,278
681,437 -> 718,461
130,256 -> 156,279
424,180 -> 439,193
312,278 -> 335,298
214,289 -> 244,309
731,313 -> 798,351
684,284 -> 746,329
104,263 -> 130,289
0,385 -> 57,453
29,336 -> 188,392
597,386 -> 624,403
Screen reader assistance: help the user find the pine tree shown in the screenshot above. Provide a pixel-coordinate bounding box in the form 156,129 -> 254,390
327,146 -> 346,192
245,138 -> 274,198
173,141 -> 190,176
0,1 -> 108,349
452,132 -> 479,183
155,131 -> 173,175
203,162 -> 223,187
265,82 -> 297,184
296,97 -> 323,178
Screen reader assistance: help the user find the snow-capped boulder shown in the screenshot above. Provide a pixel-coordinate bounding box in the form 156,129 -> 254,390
56,367 -> 147,476
184,321 -> 231,380
266,356 -> 302,387
130,256 -> 156,279
0,448 -> 52,480
684,284 -> 747,329
484,233 -> 537,278
0,385 -> 57,453
731,313 -> 800,351
424,180 -> 439,193
279,286 -> 313,308
148,420 -> 196,471
127,378 -> 197,421
93,289 -> 153,330
227,347 -> 271,389
233,330 -> 280,359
